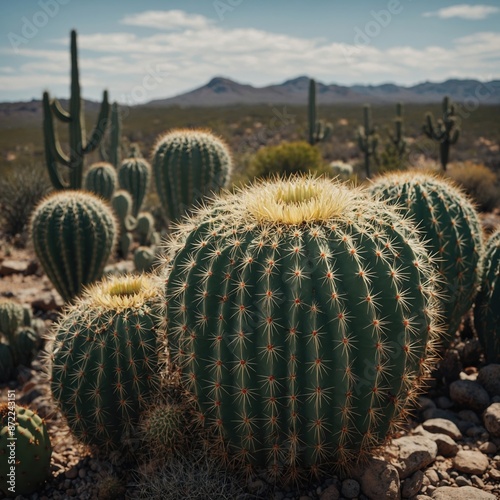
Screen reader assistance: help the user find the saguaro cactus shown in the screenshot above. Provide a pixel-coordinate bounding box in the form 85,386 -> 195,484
308,78 -> 332,145
152,129 -> 232,223
422,96 -> 460,171
100,101 -> 122,168
390,102 -> 407,159
43,30 -> 110,190
161,176 -> 441,482
357,104 -> 379,178
30,191 -> 117,302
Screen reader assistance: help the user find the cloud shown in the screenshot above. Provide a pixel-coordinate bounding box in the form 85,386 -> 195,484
120,10 -> 212,30
423,4 -> 499,20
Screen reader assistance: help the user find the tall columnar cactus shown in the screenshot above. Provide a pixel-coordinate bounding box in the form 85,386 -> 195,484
43,30 -> 110,190
422,96 -> 460,171
112,189 -> 136,259
389,102 -> 407,160
370,172 -> 483,345
0,404 -> 52,496
0,300 -> 25,341
118,145 -> 151,218
474,229 -> 500,363
152,129 -> 232,223
48,274 -> 165,452
30,191 -> 117,302
100,101 -> 122,168
161,176 -> 441,482
357,104 -> 379,178
308,79 -> 332,146
84,162 -> 117,200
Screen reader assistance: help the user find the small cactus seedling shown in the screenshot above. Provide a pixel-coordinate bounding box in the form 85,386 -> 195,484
152,129 -> 232,223
84,162 -> 117,200
48,274 -> 165,453
161,175 -> 441,483
370,172 -> 483,345
0,404 -> 52,496
30,191 -> 117,302
474,229 -> 500,363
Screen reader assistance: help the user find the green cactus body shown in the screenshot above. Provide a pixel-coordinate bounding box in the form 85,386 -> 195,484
136,212 -> 155,246
48,274 -> 165,452
0,301 -> 25,341
100,102 -> 122,168
370,172 -> 482,345
0,344 -> 15,383
134,246 -> 156,273
30,191 -> 117,302
0,405 -> 52,496
308,79 -> 332,146
9,328 -> 37,367
112,190 -> 136,259
118,148 -> 151,218
357,104 -> 379,179
152,129 -> 232,223
474,230 -> 500,363
162,176 -> 440,481
84,162 -> 117,200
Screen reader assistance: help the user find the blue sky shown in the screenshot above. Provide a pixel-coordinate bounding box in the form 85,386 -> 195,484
1,0 -> 499,103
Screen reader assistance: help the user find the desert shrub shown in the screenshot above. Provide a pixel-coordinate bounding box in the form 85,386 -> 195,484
447,161 -> 500,212
243,140 -> 329,182
0,165 -> 51,239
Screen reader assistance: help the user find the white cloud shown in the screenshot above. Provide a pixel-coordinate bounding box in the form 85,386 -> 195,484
423,4 -> 499,20
120,10 -> 212,30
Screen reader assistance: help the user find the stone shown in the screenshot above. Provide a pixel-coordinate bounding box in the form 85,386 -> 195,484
483,403 -> 500,437
391,436 -> 438,479
436,396 -> 454,409
354,457 -> 400,500
433,433 -> 459,457
455,476 -> 471,486
453,450 -> 489,475
432,486 -> 496,499
64,467 -> 78,479
319,485 -> 340,500
422,418 -> 462,440
341,479 -> 360,499
425,469 -> 440,486
449,380 -> 490,412
402,470 -> 424,498
479,442 -> 497,454
458,409 -> 481,424
478,364 -> 500,397
418,397 -> 436,412
0,259 -> 29,276
31,291 -> 63,312
422,408 -> 460,424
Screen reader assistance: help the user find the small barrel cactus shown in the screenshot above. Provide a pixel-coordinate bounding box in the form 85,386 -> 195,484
112,189 -> 136,259
474,229 -> 500,363
118,146 -> 151,218
84,162 -> 117,200
48,274 -> 165,453
9,328 -> 38,367
152,129 -> 232,222
134,246 -> 157,273
370,172 -> 483,345
0,344 -> 15,383
31,191 -> 117,302
136,212 -> 155,246
0,300 -> 25,341
161,176 -> 441,482
0,404 -> 52,496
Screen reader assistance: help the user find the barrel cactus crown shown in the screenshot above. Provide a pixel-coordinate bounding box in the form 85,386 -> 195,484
31,191 -> 117,302
47,274 -> 165,453
84,162 -> 117,200
474,229 -> 500,363
370,172 -> 483,344
0,404 -> 52,496
152,129 -> 232,223
161,176 -> 441,482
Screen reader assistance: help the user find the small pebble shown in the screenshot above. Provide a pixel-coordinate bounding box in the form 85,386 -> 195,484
341,479 -> 360,499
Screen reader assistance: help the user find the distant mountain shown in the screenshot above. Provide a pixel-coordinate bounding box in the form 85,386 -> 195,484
147,76 -> 500,107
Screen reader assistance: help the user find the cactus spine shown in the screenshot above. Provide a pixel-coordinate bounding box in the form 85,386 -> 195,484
370,172 -> 482,345
100,101 -> 122,168
48,275 -> 164,452
85,162 -> 117,200
0,405 -> 52,496
42,30 -> 110,190
152,129 -> 232,223
474,229 -> 500,363
422,96 -> 460,171
161,176 -> 440,482
30,191 -> 117,302
308,79 -> 332,146
357,104 -> 379,178
118,145 -> 151,218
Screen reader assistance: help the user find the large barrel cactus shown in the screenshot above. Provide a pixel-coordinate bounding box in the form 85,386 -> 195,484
48,274 -> 165,453
152,129 -> 232,223
0,404 -> 52,496
474,229 -> 500,363
30,191 -> 117,302
84,162 -> 117,200
161,176 -> 441,482
370,172 -> 483,344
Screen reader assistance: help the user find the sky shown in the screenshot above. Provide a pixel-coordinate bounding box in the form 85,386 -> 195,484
0,0 -> 499,104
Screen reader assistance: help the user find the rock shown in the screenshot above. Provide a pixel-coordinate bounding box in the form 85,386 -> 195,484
453,450 -> 489,475
483,403 -> 500,437
449,380 -> 490,412
31,290 -> 63,311
436,396 -> 454,409
432,485 -> 496,499
455,475 -> 472,486
425,469 -> 440,486
354,457 -> 400,500
461,338 -> 482,366
458,409 -> 481,424
478,364 -> 500,397
433,433 -> 459,457
320,485 -> 340,500
436,348 -> 463,382
422,408 -> 460,424
418,397 -> 436,412
341,479 -> 360,499
65,466 -> 78,479
402,470 -> 423,498
390,436 -> 438,479
479,442 -> 497,454
422,418 -> 462,440
0,259 -> 29,276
